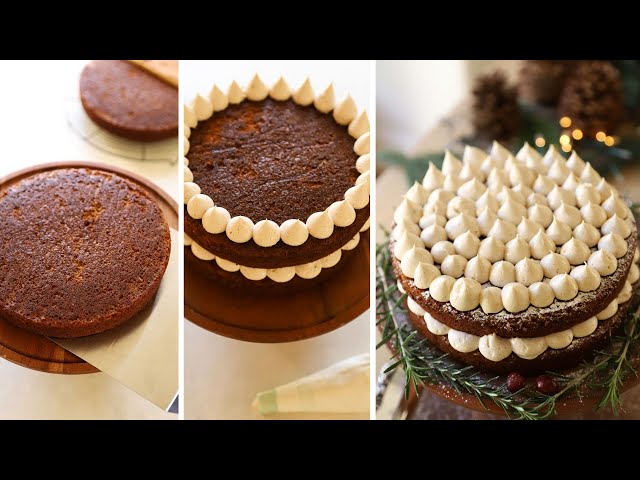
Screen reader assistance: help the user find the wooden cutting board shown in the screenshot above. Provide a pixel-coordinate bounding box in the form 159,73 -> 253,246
0,161 -> 177,374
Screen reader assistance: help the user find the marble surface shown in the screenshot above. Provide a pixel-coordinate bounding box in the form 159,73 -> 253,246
0,60 -> 177,419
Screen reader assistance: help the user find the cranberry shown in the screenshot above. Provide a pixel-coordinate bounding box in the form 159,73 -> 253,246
536,375 -> 558,395
506,372 -> 526,392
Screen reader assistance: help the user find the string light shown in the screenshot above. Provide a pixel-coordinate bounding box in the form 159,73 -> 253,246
560,117 -> 572,128
559,134 -> 570,145
596,131 -> 606,142
572,129 -> 583,140
605,136 -> 614,146
561,144 -> 572,152
535,137 -> 546,147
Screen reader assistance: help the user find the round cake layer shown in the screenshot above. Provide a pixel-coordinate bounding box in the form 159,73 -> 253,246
187,99 -> 360,224
185,206 -> 368,268
80,60 -> 178,141
406,298 -> 630,375
0,168 -> 171,337
391,231 -> 636,338
185,245 -> 355,294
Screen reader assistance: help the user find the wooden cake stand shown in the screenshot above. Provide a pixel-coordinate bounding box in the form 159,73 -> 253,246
185,232 -> 370,343
0,161 -> 178,374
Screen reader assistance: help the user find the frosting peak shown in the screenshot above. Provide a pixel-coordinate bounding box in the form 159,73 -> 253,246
422,162 -> 445,190
246,74 -> 269,101
442,150 -> 463,175
505,235 -> 531,264
498,196 -> 527,224
566,151 -> 586,174
449,278 -> 482,311
560,237 -> 591,265
457,177 -> 486,201
269,77 -> 291,102
313,82 -> 334,113
529,229 -> 556,259
487,218 -> 517,244
228,80 -> 246,104
292,77 -> 314,106
209,84 -> 229,111
463,145 -> 486,171
515,257 -> 543,286
348,111 -> 370,139
333,95 -> 357,125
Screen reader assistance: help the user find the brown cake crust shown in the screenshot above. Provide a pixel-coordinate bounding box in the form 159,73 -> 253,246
406,298 -> 632,375
391,231 -> 637,338
0,168 -> 171,337
185,98 -> 369,268
185,243 -> 356,294
80,60 -> 178,142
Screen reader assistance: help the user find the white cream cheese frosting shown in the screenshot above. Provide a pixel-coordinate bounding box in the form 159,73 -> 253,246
189,231 -> 363,282
415,274 -> 635,361
392,141 -> 636,323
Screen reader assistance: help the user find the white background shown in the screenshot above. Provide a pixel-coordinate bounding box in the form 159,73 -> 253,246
0,60 -> 176,419
377,60 -> 518,151
182,60 -> 371,419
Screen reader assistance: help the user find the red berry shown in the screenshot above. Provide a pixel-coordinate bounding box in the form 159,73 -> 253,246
506,372 -> 525,392
536,375 -> 558,395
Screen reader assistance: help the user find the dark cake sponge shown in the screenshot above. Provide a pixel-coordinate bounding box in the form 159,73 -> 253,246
391,231 -> 637,338
80,60 -> 178,141
407,294 -> 633,375
0,168 -> 171,337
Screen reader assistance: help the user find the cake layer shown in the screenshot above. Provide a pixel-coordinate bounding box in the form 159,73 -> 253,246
407,296 -> 630,375
185,242 -> 356,294
392,232 -> 636,338
404,270 -> 634,356
185,230 -> 363,282
0,168 -> 171,337
80,60 -> 178,141
183,76 -> 371,257
188,99 -> 360,224
185,207 -> 369,269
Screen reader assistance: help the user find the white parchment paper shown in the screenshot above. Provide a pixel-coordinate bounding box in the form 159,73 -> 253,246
52,229 -> 178,411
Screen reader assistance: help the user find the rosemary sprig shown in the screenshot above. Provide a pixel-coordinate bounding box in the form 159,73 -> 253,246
596,313 -> 640,414
376,235 -> 640,420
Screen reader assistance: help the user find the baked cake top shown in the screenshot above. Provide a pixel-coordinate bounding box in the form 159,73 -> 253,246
183,74 -> 370,249
0,168 -> 171,337
80,60 -> 178,138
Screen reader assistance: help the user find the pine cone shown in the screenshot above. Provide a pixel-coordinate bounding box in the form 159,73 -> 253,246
558,61 -> 624,137
471,71 -> 519,141
519,60 -> 576,106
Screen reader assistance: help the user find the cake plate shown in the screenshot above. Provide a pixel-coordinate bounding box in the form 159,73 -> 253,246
0,161 -> 178,374
185,232 -> 370,343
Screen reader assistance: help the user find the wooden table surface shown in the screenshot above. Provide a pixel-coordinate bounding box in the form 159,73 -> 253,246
377,99 -> 640,420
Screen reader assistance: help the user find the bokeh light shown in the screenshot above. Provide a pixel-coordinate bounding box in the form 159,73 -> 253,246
560,117 -> 572,128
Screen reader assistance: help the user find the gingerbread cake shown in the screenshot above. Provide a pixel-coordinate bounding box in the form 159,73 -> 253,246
80,60 -> 178,141
0,168 -> 171,337
183,75 -> 370,292
391,141 -> 639,374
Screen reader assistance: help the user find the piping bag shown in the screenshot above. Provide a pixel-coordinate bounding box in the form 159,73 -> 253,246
252,353 -> 369,415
